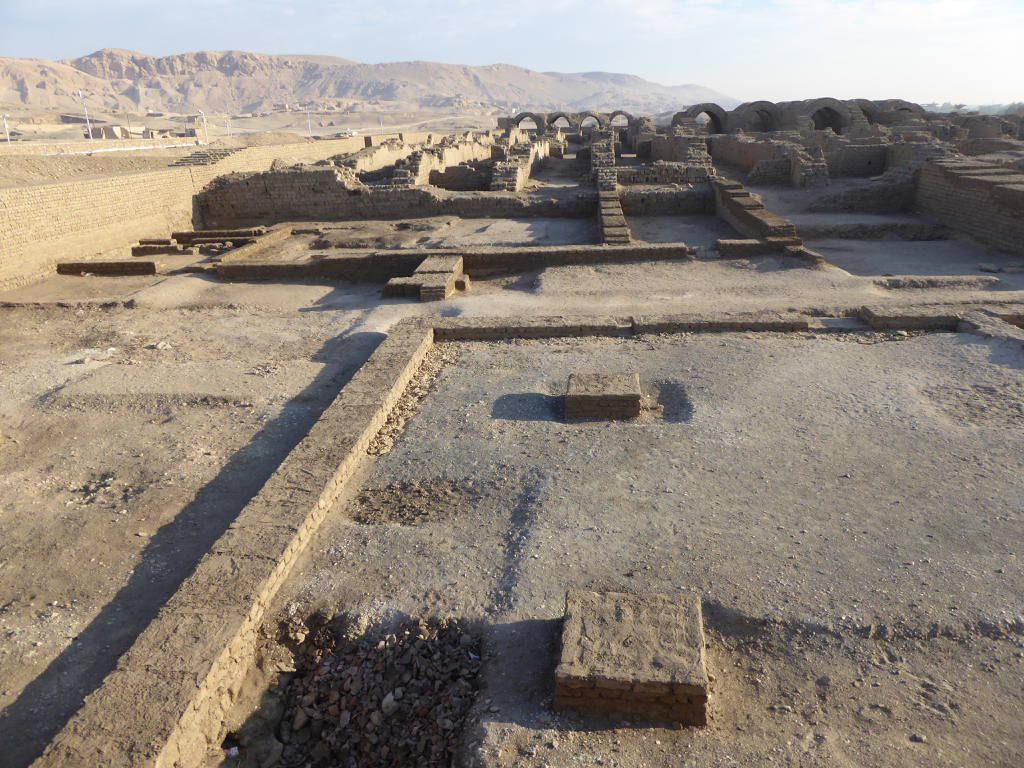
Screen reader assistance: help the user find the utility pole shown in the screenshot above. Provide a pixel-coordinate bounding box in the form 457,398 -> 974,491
197,110 -> 209,144
78,90 -> 93,140
2,115 -> 11,146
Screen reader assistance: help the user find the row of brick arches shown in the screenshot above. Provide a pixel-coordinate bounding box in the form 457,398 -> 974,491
512,110 -> 635,133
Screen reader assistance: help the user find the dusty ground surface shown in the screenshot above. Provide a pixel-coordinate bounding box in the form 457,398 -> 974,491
268,329 -> 1024,768
2,163 -> 1024,768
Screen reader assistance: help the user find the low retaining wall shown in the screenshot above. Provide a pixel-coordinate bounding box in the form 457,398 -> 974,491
916,160 -> 1024,256
217,242 -> 695,283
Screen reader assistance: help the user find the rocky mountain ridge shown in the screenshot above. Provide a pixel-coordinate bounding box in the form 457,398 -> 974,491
0,48 -> 739,116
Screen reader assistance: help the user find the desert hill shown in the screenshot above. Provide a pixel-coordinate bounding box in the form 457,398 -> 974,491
0,48 -> 739,116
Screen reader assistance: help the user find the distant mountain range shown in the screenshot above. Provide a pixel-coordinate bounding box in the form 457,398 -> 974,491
0,49 -> 740,116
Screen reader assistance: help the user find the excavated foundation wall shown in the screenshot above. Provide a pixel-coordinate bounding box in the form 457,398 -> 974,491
619,186 -> 714,215
198,168 -> 594,227
916,161 -> 1024,256
0,136 -> 376,292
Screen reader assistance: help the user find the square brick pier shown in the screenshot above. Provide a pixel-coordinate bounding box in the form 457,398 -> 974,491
565,373 -> 643,418
555,591 -> 710,725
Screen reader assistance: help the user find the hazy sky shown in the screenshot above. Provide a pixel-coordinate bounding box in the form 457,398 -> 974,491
3,0 -> 1021,105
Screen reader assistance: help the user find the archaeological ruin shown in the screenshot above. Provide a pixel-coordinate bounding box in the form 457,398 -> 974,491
1,95 -> 1023,768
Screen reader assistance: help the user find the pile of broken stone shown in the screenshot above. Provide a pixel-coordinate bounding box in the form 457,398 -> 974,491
279,617 -> 482,767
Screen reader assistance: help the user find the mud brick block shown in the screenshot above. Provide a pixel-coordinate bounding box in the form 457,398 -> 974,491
57,260 -> 162,276
565,373 -> 642,419
555,591 -> 709,726
418,272 -> 456,302
132,244 -> 184,257
172,228 -> 266,244
381,276 -> 421,299
414,254 -> 464,277
716,239 -> 773,258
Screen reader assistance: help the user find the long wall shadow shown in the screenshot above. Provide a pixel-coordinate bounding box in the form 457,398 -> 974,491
0,330 -> 386,768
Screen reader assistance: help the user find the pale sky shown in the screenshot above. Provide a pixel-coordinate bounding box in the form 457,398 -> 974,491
3,0 -> 1021,105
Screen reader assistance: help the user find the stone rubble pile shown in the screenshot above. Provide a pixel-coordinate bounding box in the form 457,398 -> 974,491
279,618 -> 482,768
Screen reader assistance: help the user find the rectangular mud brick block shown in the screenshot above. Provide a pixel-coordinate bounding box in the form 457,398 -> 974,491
381,276 -> 421,299
418,272 -> 456,302
414,254 -> 464,277
556,591 -> 709,726
565,373 -> 642,418
172,227 -> 266,244
132,244 -> 184,257
57,260 -> 162,276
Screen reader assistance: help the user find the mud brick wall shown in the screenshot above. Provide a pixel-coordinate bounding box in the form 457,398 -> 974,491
746,159 -> 792,186
0,136 -> 379,292
337,140 -> 421,174
490,139 -> 550,192
217,243 -> 694,284
393,138 -> 495,187
825,144 -> 888,177
0,167 -> 197,292
650,130 -> 712,165
619,186 -> 714,215
615,162 -> 711,185
428,164 -> 491,191
199,170 -> 596,228
809,169 -> 918,214
916,161 -> 1024,256
706,135 -> 791,169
